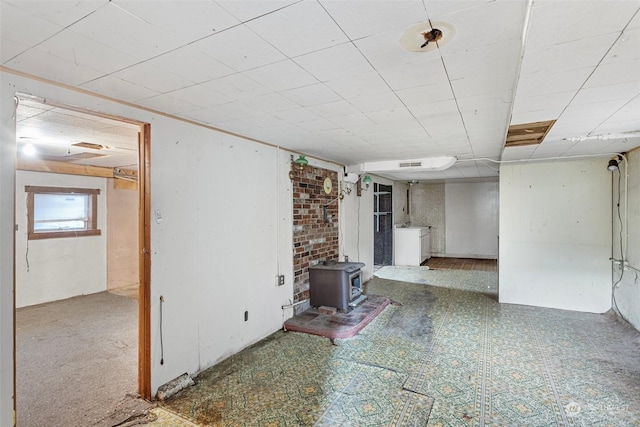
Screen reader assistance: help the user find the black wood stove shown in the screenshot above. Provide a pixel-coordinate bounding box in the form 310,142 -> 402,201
308,261 -> 367,311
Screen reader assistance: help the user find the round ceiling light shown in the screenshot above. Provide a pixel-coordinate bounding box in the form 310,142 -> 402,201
400,21 -> 455,52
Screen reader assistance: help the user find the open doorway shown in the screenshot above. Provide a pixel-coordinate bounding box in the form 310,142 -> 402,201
373,183 -> 393,268
14,96 -> 151,425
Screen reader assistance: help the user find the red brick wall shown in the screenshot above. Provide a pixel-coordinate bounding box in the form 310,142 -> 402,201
292,166 -> 339,306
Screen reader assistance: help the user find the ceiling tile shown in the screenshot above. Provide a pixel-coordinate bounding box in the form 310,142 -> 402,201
515,67 -> 594,97
526,0 -> 638,49
137,93 -> 200,115
295,43 -> 373,82
295,118 -> 339,133
367,108 -> 415,125
571,81 -> 640,106
432,1 -> 528,55
4,0 -> 104,27
450,72 -> 514,99
184,24 -> 286,72
248,92 -> 300,113
273,107 -> 321,124
243,60 -> 318,92
67,3 -> 183,61
6,49 -> 103,85
201,73 -> 272,101
442,41 -> 521,80
511,91 -> 576,117
245,0 -> 349,57
185,101 -> 257,124
529,141 -> 573,158
520,34 -> 620,76
216,1 -> 301,24
600,96 -> 640,123
321,1 -> 426,40
308,101 -> 361,119
0,37 -> 29,63
354,30 -> 431,70
603,28 -> 640,64
167,85 -> 235,109
33,30 -> 139,75
147,46 -> 235,83
584,59 -> 640,88
348,92 -> 404,113
5,0 -> 640,182
396,83 -> 454,106
561,99 -> 632,123
594,119 -> 640,135
0,2 -> 64,48
80,74 -> 160,101
238,111 -> 286,129
113,62 -> 194,94
501,145 -> 537,161
114,0 -> 240,43
409,99 -> 459,119
324,71 -> 390,99
377,57 -> 447,91
281,83 -> 342,107
329,113 -> 376,132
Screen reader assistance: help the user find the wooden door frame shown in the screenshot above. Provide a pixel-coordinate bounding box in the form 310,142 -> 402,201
138,123 -> 151,399
12,98 -> 152,416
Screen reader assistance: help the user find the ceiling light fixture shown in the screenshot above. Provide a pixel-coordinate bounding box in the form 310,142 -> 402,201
362,175 -> 372,190
289,154 -> 309,179
400,21 -> 455,52
420,28 -> 443,48
607,155 -> 624,172
22,143 -> 36,156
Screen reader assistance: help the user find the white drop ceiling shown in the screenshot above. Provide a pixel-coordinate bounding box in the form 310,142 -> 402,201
2,0 -> 639,180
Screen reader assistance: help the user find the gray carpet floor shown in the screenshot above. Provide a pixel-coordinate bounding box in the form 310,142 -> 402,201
16,291 -> 151,427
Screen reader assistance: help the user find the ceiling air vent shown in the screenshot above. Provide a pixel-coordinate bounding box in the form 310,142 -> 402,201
505,120 -> 556,147
399,161 -> 423,168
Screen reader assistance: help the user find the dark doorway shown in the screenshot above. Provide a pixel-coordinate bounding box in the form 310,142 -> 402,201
374,183 -> 393,266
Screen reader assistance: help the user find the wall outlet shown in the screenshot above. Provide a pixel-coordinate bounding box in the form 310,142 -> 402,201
277,275 -> 285,286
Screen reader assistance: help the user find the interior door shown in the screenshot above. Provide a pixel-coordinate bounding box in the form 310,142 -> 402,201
374,183 -> 393,266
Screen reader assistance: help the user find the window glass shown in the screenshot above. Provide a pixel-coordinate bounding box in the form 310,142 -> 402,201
33,193 -> 89,232
25,186 -> 100,240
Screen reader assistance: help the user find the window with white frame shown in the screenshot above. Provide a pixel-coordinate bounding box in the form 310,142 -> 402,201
25,186 -> 101,240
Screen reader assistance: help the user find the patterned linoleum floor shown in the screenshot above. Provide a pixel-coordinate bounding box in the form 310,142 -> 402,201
155,270 -> 640,426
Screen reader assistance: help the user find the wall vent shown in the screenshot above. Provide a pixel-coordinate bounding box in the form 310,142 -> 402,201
399,161 -> 423,168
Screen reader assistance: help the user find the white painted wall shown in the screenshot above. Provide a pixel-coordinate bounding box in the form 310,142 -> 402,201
499,159 -> 612,313
341,175 -> 377,282
0,72 -> 304,409
445,181 -> 499,258
612,149 -> 640,330
409,183 -> 445,254
0,73 -> 16,427
15,171 -> 107,308
393,181 -> 409,225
